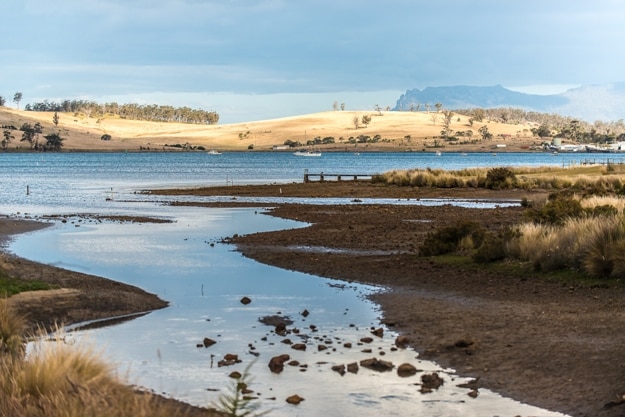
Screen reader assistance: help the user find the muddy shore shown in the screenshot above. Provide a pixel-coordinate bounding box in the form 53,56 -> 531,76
4,182 -> 625,417
158,182 -> 625,417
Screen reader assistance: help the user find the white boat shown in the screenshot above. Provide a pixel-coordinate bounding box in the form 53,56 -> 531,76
294,150 -> 322,157
435,151 -> 442,156
207,150 -> 222,155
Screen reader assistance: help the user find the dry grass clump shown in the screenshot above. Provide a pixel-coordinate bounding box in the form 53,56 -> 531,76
513,214 -> 625,279
374,164 -> 625,193
0,300 -> 208,417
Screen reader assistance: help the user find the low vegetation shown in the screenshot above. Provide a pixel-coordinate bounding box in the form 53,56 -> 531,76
374,163 -> 625,194
0,299 -> 220,417
419,191 -> 625,280
0,263 -> 54,296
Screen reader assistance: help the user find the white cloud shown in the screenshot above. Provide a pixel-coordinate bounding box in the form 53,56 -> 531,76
1,0 -> 624,122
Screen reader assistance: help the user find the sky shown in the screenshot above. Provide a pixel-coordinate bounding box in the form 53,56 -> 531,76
2,0 -> 624,124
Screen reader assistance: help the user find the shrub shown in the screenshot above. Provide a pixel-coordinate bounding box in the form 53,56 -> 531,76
472,227 -> 521,263
485,167 -> 516,190
420,221 -> 485,256
524,195 -> 584,225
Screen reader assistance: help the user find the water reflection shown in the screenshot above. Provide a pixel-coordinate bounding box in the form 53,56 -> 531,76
10,205 -> 567,416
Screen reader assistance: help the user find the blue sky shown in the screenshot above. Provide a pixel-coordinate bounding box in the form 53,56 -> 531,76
2,0 -> 624,123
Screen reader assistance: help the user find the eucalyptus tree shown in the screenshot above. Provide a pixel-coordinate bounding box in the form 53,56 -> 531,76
13,92 -> 23,109
2,130 -> 13,150
44,133 -> 64,151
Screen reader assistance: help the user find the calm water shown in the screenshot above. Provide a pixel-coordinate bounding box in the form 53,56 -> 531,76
1,152 -> 580,416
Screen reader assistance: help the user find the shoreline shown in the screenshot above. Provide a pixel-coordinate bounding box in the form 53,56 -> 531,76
4,183 -> 625,416
157,183 -> 625,417
0,216 -> 169,334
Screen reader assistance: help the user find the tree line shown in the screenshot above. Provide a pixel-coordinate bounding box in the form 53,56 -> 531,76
0,94 -> 219,125
455,107 -> 625,144
25,99 -> 220,125
2,122 -> 63,152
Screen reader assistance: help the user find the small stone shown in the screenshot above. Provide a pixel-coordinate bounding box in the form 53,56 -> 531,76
240,296 -> 252,305
371,328 -> 384,338
397,363 -> 418,377
331,364 -> 346,376
291,343 -> 306,351
395,335 -> 410,348
203,337 -> 217,348
359,358 -> 394,372
301,309 -> 310,317
346,362 -> 359,374
268,354 -> 291,374
286,394 -> 305,405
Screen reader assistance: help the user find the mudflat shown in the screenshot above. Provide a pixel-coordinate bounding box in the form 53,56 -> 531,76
4,182 -> 625,417
162,182 -> 625,417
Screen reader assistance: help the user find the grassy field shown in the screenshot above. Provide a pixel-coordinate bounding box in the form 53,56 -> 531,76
0,106 -> 542,152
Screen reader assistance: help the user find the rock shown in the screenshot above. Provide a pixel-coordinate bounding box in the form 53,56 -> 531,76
229,371 -> 242,379
301,309 -> 310,317
359,358 -> 394,372
343,342 -> 352,348
318,344 -> 328,352
346,362 -> 359,374
457,378 -> 480,390
202,337 -> 217,348
360,337 -> 373,344
240,296 -> 252,305
397,363 -> 418,377
281,338 -> 292,344
371,328 -> 384,338
291,343 -> 306,351
286,394 -> 305,405
224,353 -> 239,361
268,354 -> 291,374
395,335 -> 410,348
468,389 -> 479,398
420,372 -> 444,393
288,360 -> 300,366
331,364 -> 346,376
275,322 -> 288,336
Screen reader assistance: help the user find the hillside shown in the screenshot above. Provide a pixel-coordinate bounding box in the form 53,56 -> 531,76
0,107 -> 543,152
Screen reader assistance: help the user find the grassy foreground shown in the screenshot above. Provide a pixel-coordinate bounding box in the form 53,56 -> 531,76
0,299 -> 223,417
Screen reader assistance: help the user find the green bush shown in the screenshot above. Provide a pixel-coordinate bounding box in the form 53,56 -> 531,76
485,167 -> 516,190
420,221 -> 485,256
524,195 -> 585,225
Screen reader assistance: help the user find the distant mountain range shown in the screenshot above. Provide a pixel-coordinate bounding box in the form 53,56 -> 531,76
393,84 -> 625,122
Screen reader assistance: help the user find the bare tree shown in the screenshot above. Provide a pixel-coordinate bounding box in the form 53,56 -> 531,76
332,101 -> 339,111
430,112 -> 439,126
352,115 -> 360,129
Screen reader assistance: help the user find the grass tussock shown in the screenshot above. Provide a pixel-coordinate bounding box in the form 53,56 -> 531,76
0,300 -> 212,417
513,215 -> 625,279
373,164 -> 625,193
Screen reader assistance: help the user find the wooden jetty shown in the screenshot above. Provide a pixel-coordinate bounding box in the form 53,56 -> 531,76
304,171 -> 373,183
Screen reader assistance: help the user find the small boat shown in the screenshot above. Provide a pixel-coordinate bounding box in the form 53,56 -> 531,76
435,151 -> 442,156
294,150 -> 322,157
207,150 -> 222,155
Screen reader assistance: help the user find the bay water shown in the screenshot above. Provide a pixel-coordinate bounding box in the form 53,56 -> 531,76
1,151 -> 597,416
